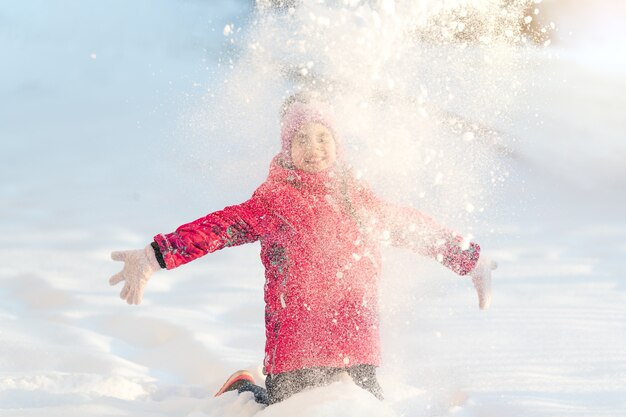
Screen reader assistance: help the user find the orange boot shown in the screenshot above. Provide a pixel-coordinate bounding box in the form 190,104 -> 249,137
215,370 -> 256,397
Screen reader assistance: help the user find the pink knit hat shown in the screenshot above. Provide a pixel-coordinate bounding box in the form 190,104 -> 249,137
280,101 -> 336,166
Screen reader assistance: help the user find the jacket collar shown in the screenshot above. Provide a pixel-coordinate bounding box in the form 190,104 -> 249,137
268,154 -> 341,193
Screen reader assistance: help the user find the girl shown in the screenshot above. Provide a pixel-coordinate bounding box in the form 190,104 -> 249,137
109,97 -> 496,406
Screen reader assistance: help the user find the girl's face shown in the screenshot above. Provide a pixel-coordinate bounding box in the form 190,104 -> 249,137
290,122 -> 337,172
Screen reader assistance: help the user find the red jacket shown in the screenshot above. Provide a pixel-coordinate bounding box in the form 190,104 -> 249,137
154,156 -> 480,375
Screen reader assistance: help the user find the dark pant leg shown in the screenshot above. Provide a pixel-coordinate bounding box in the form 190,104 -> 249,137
266,367 -> 341,404
264,365 -> 383,405
346,364 -> 384,400
235,368 -> 334,406
236,381 -> 270,405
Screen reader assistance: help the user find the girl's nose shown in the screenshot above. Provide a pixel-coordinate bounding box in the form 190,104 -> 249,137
303,143 -> 317,153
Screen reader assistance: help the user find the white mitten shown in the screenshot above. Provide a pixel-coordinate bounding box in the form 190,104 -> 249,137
470,255 -> 497,310
110,245 -> 161,305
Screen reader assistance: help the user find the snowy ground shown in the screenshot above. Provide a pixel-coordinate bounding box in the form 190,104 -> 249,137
1,1 -> 625,416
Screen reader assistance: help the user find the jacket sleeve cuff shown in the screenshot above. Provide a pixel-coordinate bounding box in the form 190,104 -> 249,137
438,239 -> 481,276
150,241 -> 167,269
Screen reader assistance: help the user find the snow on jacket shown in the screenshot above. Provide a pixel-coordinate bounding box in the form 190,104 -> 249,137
153,156 -> 480,375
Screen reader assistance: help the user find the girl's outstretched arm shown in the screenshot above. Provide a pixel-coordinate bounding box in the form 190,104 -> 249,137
358,187 -> 480,276
153,194 -> 278,270
109,193 -> 279,304
357,185 -> 497,309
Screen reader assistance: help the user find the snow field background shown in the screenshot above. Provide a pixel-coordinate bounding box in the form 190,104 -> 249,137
1,0 -> 625,416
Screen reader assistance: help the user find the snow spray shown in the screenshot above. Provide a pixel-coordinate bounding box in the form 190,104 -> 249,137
179,0 -> 550,411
